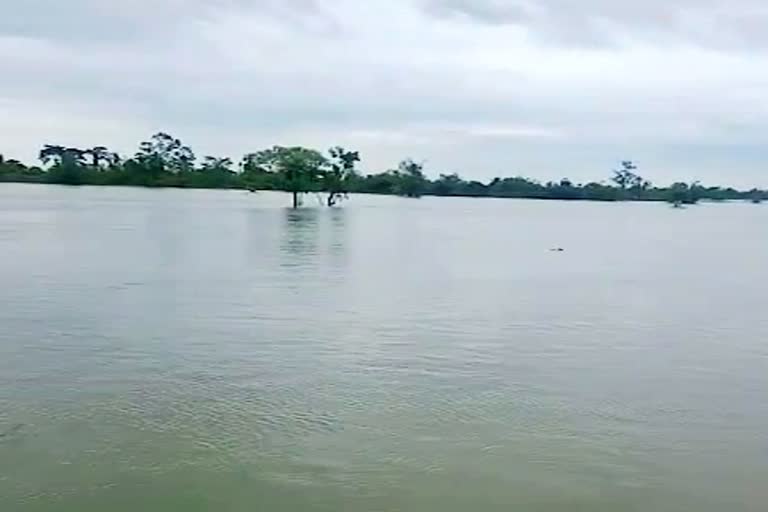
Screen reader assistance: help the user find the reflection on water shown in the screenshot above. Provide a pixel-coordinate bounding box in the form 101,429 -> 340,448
280,207 -> 349,277
281,208 -> 320,268
328,207 -> 348,258
0,185 -> 767,512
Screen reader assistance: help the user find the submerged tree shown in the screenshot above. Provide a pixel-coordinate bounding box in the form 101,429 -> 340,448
246,146 -> 327,207
4,136 -> 767,203
324,146 -> 360,206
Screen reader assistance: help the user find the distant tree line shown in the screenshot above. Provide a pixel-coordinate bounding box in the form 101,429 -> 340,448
1,133 -> 765,207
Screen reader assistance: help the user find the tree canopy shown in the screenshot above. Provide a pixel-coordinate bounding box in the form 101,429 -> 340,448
1,132 -> 766,207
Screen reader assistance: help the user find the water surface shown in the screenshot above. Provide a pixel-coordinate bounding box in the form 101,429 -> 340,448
1,184 -> 766,511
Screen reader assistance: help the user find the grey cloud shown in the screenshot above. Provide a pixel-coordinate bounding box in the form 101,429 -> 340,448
1,0 -> 767,186
0,0 -> 327,44
0,0 -> 192,43
424,0 -> 530,25
424,0 -> 768,49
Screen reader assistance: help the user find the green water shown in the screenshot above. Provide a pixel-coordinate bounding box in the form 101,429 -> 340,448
1,184 -> 766,511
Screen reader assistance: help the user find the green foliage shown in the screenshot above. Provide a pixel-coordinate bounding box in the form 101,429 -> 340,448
395,159 -> 427,197
39,145 -> 89,185
0,155 -> 45,183
2,141 -> 766,206
666,182 -> 701,205
325,146 -> 360,206
240,152 -> 276,191
611,161 -> 640,189
244,146 -> 327,207
136,132 -> 196,173
125,132 -> 197,185
85,146 -> 113,169
610,161 -> 652,199
171,157 -> 237,189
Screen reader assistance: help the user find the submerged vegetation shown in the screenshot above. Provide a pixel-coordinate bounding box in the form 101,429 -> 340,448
1,132 -> 766,207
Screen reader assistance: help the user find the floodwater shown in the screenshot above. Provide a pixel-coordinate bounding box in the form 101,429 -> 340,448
1,184 -> 766,511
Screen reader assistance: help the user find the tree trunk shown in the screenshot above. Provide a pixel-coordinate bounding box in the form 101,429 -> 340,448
292,191 -> 299,208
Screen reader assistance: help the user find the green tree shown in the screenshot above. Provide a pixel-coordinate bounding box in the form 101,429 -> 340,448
194,156 -> 236,188
355,171 -> 401,195
667,182 -> 701,205
240,152 -> 276,191
85,146 -> 112,169
487,176 -> 545,198
39,145 -> 87,185
687,181 -> 703,204
610,161 -> 652,200
581,182 -> 620,201
137,133 -> 195,173
324,146 -> 360,206
247,146 -> 327,207
129,133 -> 195,185
611,160 -> 636,188
0,154 -> 45,183
431,173 -> 464,196
202,156 -> 233,171
4,136 -> 768,203
396,159 -> 426,197
545,178 -> 582,200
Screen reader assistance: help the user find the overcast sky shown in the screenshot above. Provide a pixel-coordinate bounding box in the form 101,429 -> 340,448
2,0 -> 767,186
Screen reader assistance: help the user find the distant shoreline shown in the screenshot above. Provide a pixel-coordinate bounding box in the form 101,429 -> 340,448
0,179 -> 761,205
2,134 -> 765,206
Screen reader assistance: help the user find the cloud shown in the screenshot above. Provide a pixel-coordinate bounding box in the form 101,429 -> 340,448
1,0 -> 767,186
424,0 -> 768,50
